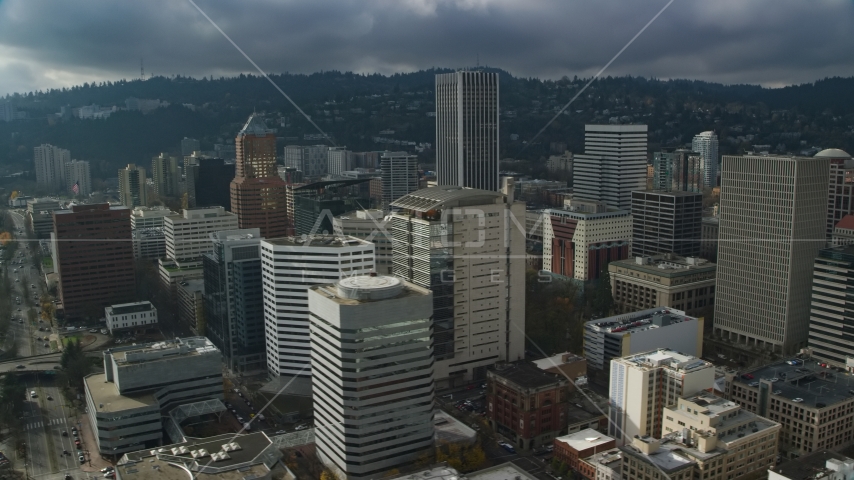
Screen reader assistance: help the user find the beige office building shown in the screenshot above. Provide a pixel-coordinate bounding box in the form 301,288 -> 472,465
714,154 -> 829,353
608,349 -> 715,445
609,254 -> 716,315
333,209 -> 392,274
390,180 -> 525,387
164,207 -> 239,261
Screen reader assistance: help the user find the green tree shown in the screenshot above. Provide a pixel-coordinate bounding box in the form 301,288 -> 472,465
591,265 -> 614,319
59,339 -> 91,393
525,269 -> 582,355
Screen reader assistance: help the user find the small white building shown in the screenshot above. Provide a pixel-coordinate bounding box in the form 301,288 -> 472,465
105,301 -> 158,333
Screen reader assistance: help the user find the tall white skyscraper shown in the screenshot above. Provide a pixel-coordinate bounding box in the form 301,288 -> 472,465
260,235 -> 374,377
692,131 -> 719,188
34,144 -> 70,191
435,71 -> 499,191
714,154 -> 829,353
573,125 -> 648,210
309,275 -> 434,479
64,160 -> 91,196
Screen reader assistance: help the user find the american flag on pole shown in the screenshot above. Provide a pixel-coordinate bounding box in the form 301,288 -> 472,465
72,181 -> 79,195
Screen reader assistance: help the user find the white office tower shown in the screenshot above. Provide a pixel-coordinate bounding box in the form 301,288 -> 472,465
261,235 -> 374,377
692,131 -> 719,188
309,275 -> 434,479
390,179 -> 525,388
381,151 -> 419,209
435,71 -> 499,191
327,147 -> 351,177
714,154 -> 829,353
164,206 -> 239,261
608,349 -> 714,446
573,125 -> 648,210
64,160 -> 91,196
34,144 -> 70,191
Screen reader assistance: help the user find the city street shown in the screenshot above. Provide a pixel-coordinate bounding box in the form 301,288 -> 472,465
20,376 -> 80,480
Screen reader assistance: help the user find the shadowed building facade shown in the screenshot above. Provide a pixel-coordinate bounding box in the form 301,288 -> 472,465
230,114 -> 288,238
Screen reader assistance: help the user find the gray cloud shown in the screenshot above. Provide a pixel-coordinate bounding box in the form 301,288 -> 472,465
0,0 -> 852,96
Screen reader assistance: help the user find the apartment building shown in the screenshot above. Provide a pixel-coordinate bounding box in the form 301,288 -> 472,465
390,181 -> 526,387
381,151 -> 420,209
34,144 -> 70,191
608,254 -> 716,315
608,349 -> 715,445
724,359 -> 854,459
284,144 -> 329,179
584,308 -> 703,371
260,235 -> 374,377
118,163 -> 148,207
543,199 -> 632,281
309,275 -> 434,479
486,362 -> 570,451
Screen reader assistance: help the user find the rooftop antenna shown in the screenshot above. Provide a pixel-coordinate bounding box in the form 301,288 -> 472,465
140,58 -> 144,80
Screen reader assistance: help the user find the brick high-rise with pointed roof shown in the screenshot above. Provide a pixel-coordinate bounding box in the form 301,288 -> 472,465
229,114 -> 288,237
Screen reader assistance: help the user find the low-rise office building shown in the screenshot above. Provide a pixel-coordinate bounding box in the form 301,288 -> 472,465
487,361 -> 570,451
158,258 -> 203,299
105,301 -> 158,334
132,228 -> 166,260
553,429 -> 616,472
579,448 -> 622,480
29,211 -> 55,238
609,254 -> 716,315
724,359 -> 854,459
770,451 -> 854,480
533,352 -> 588,390
620,435 -> 694,480
84,337 -> 222,455
115,432 -> 283,480
584,308 -> 703,371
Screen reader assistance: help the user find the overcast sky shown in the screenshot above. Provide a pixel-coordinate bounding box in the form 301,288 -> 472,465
1,0 -> 852,97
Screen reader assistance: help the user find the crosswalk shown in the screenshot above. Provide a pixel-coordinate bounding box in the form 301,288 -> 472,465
25,417 -> 67,430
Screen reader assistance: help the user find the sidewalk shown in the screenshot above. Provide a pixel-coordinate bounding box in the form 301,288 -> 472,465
74,413 -> 114,473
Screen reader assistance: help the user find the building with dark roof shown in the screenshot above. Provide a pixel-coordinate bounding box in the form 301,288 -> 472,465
486,361 -> 570,451
609,254 -> 716,315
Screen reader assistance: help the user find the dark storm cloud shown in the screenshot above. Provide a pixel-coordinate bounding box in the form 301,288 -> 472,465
0,0 -> 852,96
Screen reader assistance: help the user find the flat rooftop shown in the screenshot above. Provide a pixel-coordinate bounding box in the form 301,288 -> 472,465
620,349 -> 712,373
111,337 -> 218,365
620,438 -> 696,473
735,358 -> 854,408
770,450 -> 852,480
108,301 -> 155,315
388,465 -> 462,480
178,278 -> 205,294
433,410 -> 476,444
611,255 -> 716,278
466,462 -> 538,480
488,362 -> 566,390
556,429 -> 614,451
533,352 -> 585,370
85,373 -> 157,413
587,308 -> 696,335
119,432 -> 274,480
262,235 -> 368,248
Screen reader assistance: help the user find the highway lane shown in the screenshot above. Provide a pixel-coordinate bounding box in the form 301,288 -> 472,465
22,377 -> 80,479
